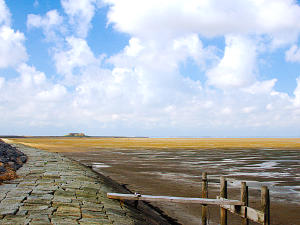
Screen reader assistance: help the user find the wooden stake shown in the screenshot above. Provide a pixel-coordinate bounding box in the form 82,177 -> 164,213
220,176 -> 227,225
241,182 -> 249,225
261,186 -> 270,225
202,172 -> 208,225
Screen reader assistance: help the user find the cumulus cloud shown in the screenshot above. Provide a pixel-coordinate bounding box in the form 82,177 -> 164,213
1,0 -> 300,136
0,0 -> 27,69
206,35 -> 257,89
0,0 -> 10,26
285,45 -> 300,63
0,77 -> 4,89
243,79 -> 277,95
27,10 -> 64,41
16,63 -> 46,88
54,36 -> 101,78
103,0 -> 300,44
35,0 -> 298,135
0,26 -> 27,68
0,63 -> 68,130
294,77 -> 300,107
61,0 -> 98,38
36,84 -> 67,102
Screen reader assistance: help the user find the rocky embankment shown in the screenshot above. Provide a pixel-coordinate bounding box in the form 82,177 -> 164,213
0,139 -> 27,182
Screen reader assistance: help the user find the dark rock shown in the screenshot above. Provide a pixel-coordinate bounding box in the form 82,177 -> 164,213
0,166 -> 6,173
20,155 -> 27,163
0,139 -> 27,176
7,161 -> 15,168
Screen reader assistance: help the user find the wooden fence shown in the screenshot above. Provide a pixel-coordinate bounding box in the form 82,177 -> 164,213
108,172 -> 270,225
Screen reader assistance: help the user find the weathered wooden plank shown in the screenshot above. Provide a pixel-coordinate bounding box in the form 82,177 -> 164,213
218,197 -> 265,224
248,206 -> 265,224
202,172 -> 208,225
107,193 -> 244,205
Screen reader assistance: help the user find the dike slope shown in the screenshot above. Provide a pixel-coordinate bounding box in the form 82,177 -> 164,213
0,143 -> 173,225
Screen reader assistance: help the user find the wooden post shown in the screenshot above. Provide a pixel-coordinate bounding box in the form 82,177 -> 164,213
261,186 -> 270,225
134,200 -> 138,209
201,172 -> 208,225
241,182 -> 249,225
220,176 -> 227,225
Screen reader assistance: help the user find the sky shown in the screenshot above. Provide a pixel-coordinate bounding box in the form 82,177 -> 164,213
1,0 -> 300,137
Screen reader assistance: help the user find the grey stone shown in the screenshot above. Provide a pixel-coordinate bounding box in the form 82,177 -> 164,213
0,207 -> 18,215
0,166 -> 6,173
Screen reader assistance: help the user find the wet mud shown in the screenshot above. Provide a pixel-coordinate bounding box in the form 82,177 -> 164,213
63,148 -> 300,225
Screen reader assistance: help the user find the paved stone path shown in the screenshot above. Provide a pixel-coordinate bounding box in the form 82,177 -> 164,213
0,144 -> 171,225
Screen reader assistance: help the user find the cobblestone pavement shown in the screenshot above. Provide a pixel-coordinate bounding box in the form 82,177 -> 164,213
0,144 -> 171,225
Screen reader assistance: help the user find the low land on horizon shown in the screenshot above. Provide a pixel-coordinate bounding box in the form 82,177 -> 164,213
5,137 -> 300,152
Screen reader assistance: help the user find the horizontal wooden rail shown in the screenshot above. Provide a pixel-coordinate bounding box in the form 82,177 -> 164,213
217,197 -> 265,224
107,173 -> 270,224
107,193 -> 244,206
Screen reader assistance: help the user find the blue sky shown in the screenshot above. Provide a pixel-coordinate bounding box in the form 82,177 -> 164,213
1,0 -> 300,137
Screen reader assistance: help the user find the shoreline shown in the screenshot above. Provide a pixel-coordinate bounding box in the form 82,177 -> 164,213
68,156 -> 181,225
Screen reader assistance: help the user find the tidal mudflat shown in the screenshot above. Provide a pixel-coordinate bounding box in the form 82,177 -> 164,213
8,138 -> 300,225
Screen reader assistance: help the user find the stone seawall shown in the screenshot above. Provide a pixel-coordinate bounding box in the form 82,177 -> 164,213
0,144 -> 173,225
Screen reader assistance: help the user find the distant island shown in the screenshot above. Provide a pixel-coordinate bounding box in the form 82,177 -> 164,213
65,133 -> 86,137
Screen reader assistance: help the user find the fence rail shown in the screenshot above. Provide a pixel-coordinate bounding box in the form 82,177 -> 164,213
107,172 -> 270,225
107,193 -> 244,205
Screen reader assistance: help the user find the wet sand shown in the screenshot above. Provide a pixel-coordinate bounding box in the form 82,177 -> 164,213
63,148 -> 300,225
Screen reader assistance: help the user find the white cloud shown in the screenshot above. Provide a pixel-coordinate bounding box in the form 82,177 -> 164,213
0,76 -> 4,88
0,63 -> 68,129
1,0 -> 300,136
285,45 -> 300,63
243,79 -> 277,95
27,10 -> 62,29
206,35 -> 257,89
242,106 -> 255,114
124,38 -> 144,57
54,36 -> 101,78
294,77 -> 300,107
33,0 -> 39,8
0,26 -> 27,68
61,0 -> 97,38
0,0 -> 10,26
103,0 -> 300,44
27,10 -> 63,41
36,84 -> 67,101
0,1 -> 27,69
16,63 -> 46,88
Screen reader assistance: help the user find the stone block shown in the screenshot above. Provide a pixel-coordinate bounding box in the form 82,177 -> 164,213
50,216 -> 79,225
78,218 -> 112,225
54,206 -> 81,218
81,209 -> 106,218
18,204 -> 49,211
